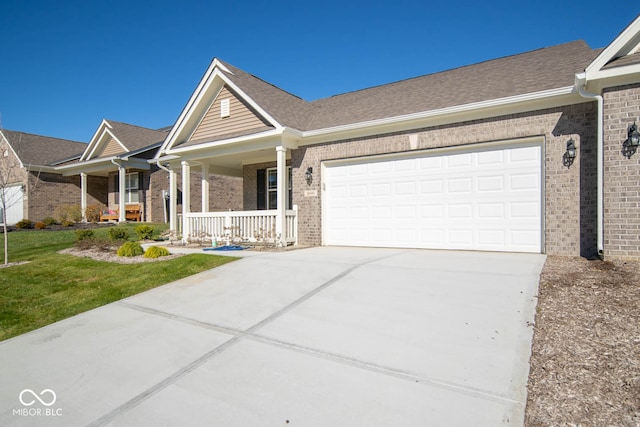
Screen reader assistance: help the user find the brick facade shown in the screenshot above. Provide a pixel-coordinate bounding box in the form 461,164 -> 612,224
27,172 -> 107,222
603,83 -> 640,259
243,160 -> 291,210
284,102 -> 598,256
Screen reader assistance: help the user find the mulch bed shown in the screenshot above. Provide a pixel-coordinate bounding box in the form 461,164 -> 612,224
526,256 -> 640,426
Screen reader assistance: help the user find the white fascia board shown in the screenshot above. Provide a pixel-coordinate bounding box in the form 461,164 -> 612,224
57,156 -> 118,176
159,60 -> 220,154
165,128 -> 285,156
585,64 -> 640,88
85,126 -> 127,161
586,15 -> 640,77
299,86 -> 576,143
81,119 -> 111,161
57,155 -> 150,176
24,164 -> 58,174
0,130 -> 24,168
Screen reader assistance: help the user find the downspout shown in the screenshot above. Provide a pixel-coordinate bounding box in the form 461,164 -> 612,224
575,73 -> 604,256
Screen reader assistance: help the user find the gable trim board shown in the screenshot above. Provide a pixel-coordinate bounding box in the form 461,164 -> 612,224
321,138 -> 544,253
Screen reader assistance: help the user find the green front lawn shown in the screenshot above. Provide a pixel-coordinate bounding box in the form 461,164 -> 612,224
0,224 -> 237,341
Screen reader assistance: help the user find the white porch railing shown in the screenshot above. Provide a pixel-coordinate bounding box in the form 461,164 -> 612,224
182,207 -> 298,245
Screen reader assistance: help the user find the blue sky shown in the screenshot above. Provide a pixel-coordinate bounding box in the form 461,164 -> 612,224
0,0 -> 636,142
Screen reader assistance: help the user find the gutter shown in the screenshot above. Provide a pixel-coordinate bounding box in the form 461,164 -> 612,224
575,73 -> 604,256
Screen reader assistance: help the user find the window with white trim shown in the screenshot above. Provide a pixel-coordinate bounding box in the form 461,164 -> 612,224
125,172 -> 139,203
266,167 -> 292,209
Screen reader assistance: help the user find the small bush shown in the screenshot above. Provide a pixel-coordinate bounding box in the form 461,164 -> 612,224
84,203 -> 103,223
61,220 -> 75,227
108,227 -> 129,241
117,241 -> 144,257
15,219 -> 34,229
42,217 -> 57,226
34,222 -> 47,229
143,246 -> 170,259
75,229 -> 95,241
54,203 -> 83,223
135,225 -> 155,241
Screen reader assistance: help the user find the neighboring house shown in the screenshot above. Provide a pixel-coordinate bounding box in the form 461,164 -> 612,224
156,15 -> 640,259
56,119 -> 242,222
0,129 -> 95,225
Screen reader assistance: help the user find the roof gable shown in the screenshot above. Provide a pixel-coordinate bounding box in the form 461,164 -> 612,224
161,58 -> 311,153
585,14 -> 640,80
0,129 -> 86,166
82,119 -> 168,160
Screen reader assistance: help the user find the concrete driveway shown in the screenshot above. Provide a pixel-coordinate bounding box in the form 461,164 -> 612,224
0,247 -> 545,426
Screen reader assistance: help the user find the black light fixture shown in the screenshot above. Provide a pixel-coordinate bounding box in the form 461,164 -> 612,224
622,121 -> 640,159
563,138 -> 577,168
305,167 -> 313,185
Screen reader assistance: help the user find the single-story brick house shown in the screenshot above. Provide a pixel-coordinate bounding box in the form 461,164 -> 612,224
56,119 -> 243,223
0,129 -> 101,225
155,15 -> 640,259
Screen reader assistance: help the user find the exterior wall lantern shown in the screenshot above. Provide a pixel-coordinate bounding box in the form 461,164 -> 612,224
305,167 -> 313,185
563,138 -> 577,168
622,121 -> 640,159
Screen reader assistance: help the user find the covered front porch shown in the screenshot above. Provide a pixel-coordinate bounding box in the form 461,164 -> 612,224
58,156 -> 150,223
160,133 -> 299,246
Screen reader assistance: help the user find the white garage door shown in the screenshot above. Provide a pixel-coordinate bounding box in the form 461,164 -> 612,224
1,185 -> 24,225
323,142 -> 543,253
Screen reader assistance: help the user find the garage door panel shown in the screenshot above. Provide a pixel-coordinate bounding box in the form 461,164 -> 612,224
324,143 -> 542,253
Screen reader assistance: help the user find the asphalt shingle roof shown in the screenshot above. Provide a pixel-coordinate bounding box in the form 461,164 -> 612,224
214,40 -> 600,132
1,129 -> 87,166
106,120 -> 169,153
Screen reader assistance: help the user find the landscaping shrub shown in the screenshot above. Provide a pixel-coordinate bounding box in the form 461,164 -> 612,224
108,227 -> 129,241
84,203 -> 103,223
75,229 -> 95,241
61,220 -> 75,227
117,241 -> 144,257
42,217 -> 57,226
135,224 -> 155,241
143,246 -> 170,259
15,219 -> 34,229
34,222 -> 47,230
54,203 -> 83,223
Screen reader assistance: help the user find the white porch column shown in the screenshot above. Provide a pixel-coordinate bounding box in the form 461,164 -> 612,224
169,169 -> 178,231
276,145 -> 287,246
80,173 -> 88,222
118,166 -> 126,222
181,161 -> 191,240
201,163 -> 209,213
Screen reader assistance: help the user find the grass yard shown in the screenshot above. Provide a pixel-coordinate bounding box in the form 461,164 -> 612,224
0,224 -> 237,341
